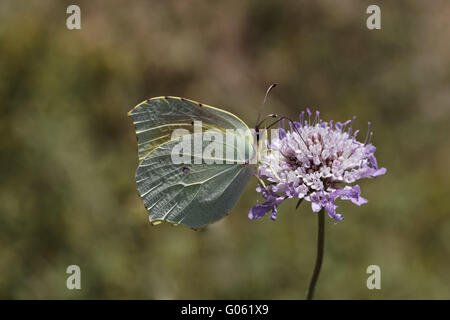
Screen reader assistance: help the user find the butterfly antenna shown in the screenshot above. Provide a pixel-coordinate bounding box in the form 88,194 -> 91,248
255,83 -> 277,128
266,116 -> 309,149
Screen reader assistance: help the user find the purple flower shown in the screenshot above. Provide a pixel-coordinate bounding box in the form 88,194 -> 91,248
248,186 -> 286,220
249,110 -> 386,221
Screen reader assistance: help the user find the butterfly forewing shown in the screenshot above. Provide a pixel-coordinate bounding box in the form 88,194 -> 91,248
129,97 -> 254,161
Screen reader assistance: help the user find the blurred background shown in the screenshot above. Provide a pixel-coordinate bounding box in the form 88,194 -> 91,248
1,0 -> 449,299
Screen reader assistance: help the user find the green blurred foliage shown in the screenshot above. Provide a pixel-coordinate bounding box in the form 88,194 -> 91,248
0,0 -> 449,299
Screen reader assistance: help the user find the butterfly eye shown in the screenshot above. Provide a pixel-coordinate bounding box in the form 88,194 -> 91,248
182,167 -> 190,174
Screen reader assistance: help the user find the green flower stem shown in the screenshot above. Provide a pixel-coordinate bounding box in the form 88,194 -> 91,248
307,208 -> 325,300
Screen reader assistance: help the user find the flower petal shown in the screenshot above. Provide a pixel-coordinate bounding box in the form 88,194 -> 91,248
372,167 -> 386,177
324,202 -> 344,221
248,203 -> 273,219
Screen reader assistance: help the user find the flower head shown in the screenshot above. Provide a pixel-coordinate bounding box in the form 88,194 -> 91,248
249,110 -> 386,221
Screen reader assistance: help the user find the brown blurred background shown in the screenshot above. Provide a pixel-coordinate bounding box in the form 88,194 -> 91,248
0,0 -> 449,299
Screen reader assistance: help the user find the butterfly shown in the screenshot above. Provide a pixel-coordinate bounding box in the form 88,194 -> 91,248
128,85 -> 279,229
